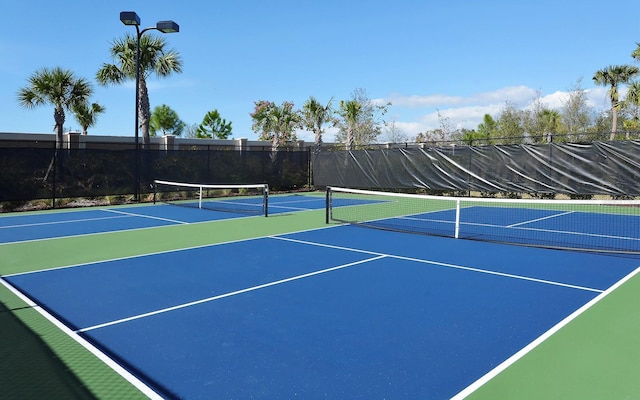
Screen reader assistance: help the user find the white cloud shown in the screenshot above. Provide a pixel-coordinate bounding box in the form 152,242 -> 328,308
377,85 -> 619,139
381,86 -> 538,109
586,87 -> 612,109
471,86 -> 538,106
322,85 -> 618,143
382,93 -> 466,107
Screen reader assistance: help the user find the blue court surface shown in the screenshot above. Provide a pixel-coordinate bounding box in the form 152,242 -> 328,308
0,194 -> 332,244
4,223 -> 639,399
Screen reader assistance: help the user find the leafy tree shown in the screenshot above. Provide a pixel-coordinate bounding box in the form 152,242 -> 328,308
197,110 -> 232,139
523,92 -> 564,143
591,111 -> 614,140
415,129 -> 447,145
17,67 -> 93,148
149,104 -> 185,136
455,128 -> 486,145
97,33 -> 183,146
561,78 -> 592,141
416,109 -> 459,145
524,91 -> 550,142
72,101 -> 105,135
494,102 -> 526,144
383,119 -> 409,143
592,64 -> 639,140
476,114 -> 498,144
335,88 -> 390,147
250,100 -> 300,153
300,97 -> 335,148
183,123 -> 200,139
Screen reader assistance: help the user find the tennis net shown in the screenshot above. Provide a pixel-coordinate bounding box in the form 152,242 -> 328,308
326,187 -> 640,255
153,180 -> 269,216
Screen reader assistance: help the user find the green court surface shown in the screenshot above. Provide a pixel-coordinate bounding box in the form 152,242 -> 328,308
1,199 -> 639,399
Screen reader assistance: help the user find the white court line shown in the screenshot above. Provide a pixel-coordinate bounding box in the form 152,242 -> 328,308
503,223 -> 640,243
270,197 -> 324,205
78,255 -> 386,332
0,277 -> 164,400
0,214 -> 131,229
101,208 -> 189,224
400,214 -> 640,245
269,204 -> 319,211
450,264 -> 640,399
0,208 -> 266,247
508,210 -> 575,227
272,236 -> 604,293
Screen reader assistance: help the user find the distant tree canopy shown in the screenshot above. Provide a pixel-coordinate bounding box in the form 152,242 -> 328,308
18,35 -> 640,148
150,104 -> 185,136
250,100 -> 300,151
334,88 -> 390,148
197,110 -> 232,139
72,101 -> 105,135
300,97 -> 335,147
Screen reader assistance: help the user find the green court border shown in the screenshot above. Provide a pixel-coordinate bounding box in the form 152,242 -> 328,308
1,197 -> 639,399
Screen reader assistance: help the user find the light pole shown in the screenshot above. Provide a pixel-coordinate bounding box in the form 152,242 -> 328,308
119,11 -> 179,201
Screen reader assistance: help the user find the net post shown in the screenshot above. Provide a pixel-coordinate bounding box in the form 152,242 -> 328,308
264,184 -> 269,217
454,199 -> 461,239
152,180 -> 157,204
325,187 -> 332,224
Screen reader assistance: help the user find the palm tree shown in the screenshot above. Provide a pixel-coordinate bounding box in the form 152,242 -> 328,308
632,42 -> 640,62
301,97 -> 334,149
623,81 -> 640,137
627,81 -> 640,106
17,67 -> 93,148
592,65 -> 640,140
96,33 -> 182,146
338,100 -> 362,150
72,102 -> 105,135
540,109 -> 561,143
251,101 -> 300,155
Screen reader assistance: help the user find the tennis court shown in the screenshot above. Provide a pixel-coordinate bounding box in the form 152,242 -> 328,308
2,191 -> 640,399
0,193 -> 329,244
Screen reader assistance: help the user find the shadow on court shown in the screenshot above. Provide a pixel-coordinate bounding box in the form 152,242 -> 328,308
0,301 -> 96,400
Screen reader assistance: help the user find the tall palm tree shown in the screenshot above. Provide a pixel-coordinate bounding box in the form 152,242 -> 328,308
592,64 -> 639,140
301,97 -> 334,149
632,42 -> 640,62
338,100 -> 362,150
17,67 -> 93,148
72,102 -> 105,135
623,81 -> 640,137
97,33 -> 182,146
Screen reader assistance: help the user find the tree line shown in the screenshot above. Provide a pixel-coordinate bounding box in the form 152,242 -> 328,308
16,30 -> 640,149
417,44 -> 640,146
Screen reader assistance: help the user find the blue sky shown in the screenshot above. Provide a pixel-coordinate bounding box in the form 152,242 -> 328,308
1,0 -> 639,142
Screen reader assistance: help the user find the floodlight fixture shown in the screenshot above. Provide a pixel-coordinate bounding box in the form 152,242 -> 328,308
119,11 -> 140,26
156,20 -> 180,33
